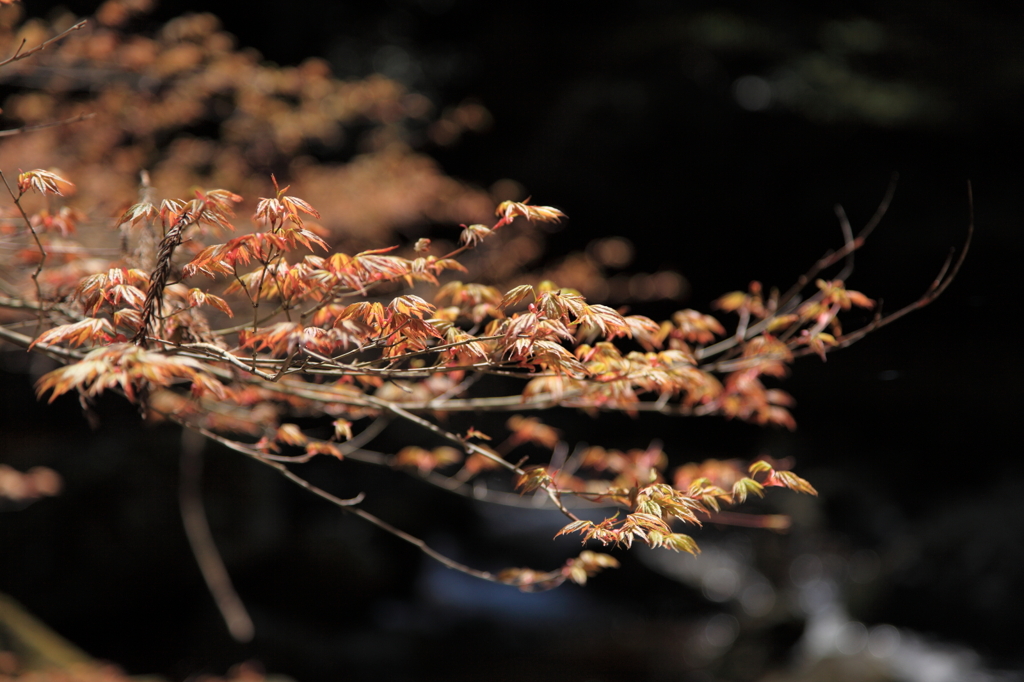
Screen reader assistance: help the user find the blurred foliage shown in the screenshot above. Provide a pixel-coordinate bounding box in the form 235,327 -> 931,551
0,0 -> 494,248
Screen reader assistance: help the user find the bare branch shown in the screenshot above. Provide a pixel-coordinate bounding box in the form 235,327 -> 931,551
777,172 -> 898,312
176,419 -> 516,584
0,112 -> 94,138
134,210 -> 198,347
0,169 -> 46,323
0,20 -> 88,68
696,176 -> 899,362
179,428 -> 254,642
821,182 -> 974,354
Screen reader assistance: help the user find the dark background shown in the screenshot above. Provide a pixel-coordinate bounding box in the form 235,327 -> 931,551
2,1 -> 1022,681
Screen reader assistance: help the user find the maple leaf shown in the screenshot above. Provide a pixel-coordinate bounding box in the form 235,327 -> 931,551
459,223 -> 491,247
575,303 -> 629,340
714,282 -> 766,317
555,519 -> 595,540
495,200 -> 566,225
436,281 -> 503,308
74,269 -> 149,314
254,177 -> 321,227
536,289 -> 586,321
672,309 -> 726,344
30,318 -> 116,350
276,424 -> 308,446
182,236 -> 259,278
463,426 -> 492,441
512,464 -> 552,491
387,295 -> 435,320
713,291 -> 748,313
112,308 -> 143,331
529,339 -> 587,377
664,534 -> 700,555
768,469 -> 818,496
117,202 -> 159,229
396,446 -> 462,474
34,345 -> 205,404
190,373 -> 230,401
332,419 -> 353,441
158,199 -> 188,226
506,416 -> 561,449
197,188 -> 243,214
239,321 -> 304,355
32,206 -> 86,237
17,169 -> 74,196
499,284 -> 536,311
186,288 -> 234,317
278,225 -> 329,252
320,246 -> 413,292
563,551 -> 620,585
817,279 -> 876,310
436,327 -> 490,366
106,284 -> 147,310
731,477 -> 765,504
801,330 -> 838,361
193,189 -> 242,231
338,301 -> 387,329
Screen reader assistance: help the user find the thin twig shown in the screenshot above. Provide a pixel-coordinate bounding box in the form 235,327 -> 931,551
695,177 -> 899,362
188,422 -> 365,509
179,428 -> 254,642
820,182 -> 974,353
365,396 -> 581,522
0,112 -> 94,138
179,420 -> 507,583
0,20 -> 88,68
0,169 -> 46,325
833,204 -> 856,283
778,174 -> 898,311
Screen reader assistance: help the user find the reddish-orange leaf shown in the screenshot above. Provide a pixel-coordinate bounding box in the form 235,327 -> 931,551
495,200 -> 566,225
18,169 -> 74,196
30,318 -> 116,350
276,423 -> 308,446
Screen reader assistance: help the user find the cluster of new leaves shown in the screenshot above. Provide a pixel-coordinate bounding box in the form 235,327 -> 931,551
2,161 -> 901,589
0,1 -> 969,594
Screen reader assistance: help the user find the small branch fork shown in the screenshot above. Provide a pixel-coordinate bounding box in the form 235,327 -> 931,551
824,182 -> 974,352
695,176 -> 971,366
363,396 -> 581,522
178,419 -> 508,585
0,20 -> 88,68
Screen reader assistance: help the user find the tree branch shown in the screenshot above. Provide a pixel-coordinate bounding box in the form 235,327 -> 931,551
0,20 -> 88,68
0,112 -> 95,138
179,428 -> 254,642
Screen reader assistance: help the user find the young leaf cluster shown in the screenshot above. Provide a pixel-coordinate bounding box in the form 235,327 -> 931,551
0,0 -> 970,595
